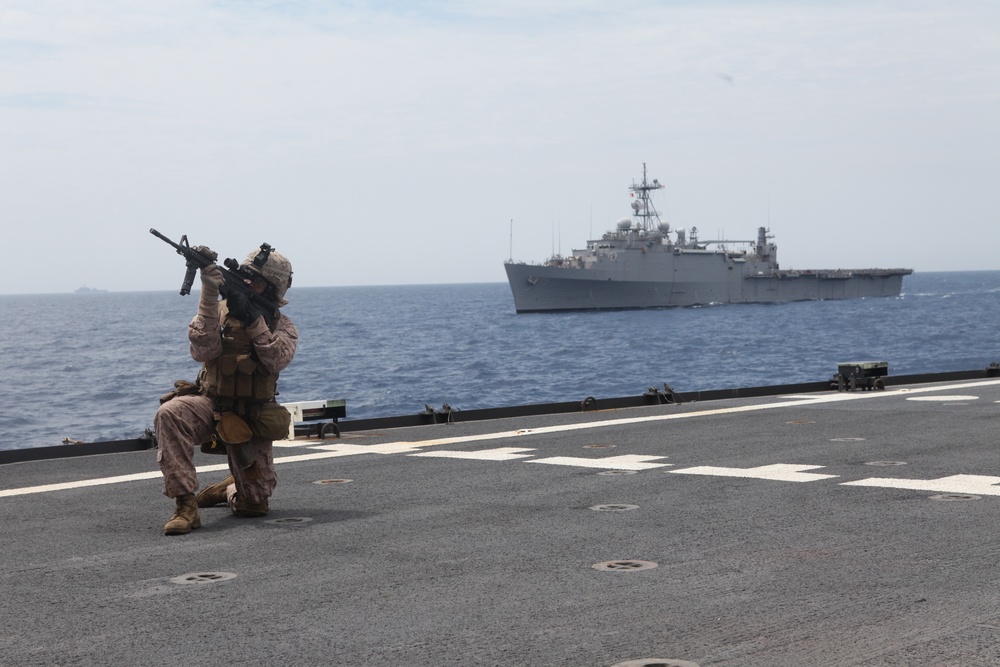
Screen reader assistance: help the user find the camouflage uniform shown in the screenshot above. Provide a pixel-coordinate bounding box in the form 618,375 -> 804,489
155,310 -> 297,504
156,245 -> 296,532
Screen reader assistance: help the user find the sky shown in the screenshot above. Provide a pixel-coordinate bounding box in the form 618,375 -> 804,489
1,0 -> 998,295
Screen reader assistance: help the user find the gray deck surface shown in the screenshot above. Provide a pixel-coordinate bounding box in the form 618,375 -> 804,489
3,378 -> 1000,667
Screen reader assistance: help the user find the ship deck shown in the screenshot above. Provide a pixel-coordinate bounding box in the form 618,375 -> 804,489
4,378 -> 1000,666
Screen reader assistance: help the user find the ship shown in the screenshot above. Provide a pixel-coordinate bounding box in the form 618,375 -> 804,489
504,164 -> 913,313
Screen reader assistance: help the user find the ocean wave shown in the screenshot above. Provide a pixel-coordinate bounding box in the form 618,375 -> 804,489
2,272 -> 998,449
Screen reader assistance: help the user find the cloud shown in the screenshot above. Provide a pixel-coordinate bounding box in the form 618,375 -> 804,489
1,0 -> 998,293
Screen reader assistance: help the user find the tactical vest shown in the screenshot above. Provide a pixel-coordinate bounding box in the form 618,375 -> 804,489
199,304 -> 279,406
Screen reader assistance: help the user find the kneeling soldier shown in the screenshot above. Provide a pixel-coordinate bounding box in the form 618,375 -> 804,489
155,244 -> 297,535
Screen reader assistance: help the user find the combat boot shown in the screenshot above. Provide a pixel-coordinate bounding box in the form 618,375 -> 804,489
163,494 -> 201,535
196,475 -> 235,508
229,493 -> 269,517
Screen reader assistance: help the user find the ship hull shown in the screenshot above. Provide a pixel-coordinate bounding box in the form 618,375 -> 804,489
504,259 -> 910,313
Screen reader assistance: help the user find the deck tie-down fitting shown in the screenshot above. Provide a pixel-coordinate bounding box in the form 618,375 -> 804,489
644,383 -> 682,404
421,403 -> 456,424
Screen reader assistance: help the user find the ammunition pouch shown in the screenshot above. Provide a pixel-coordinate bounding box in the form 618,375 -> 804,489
199,310 -> 280,401
215,411 -> 253,445
246,401 -> 292,441
200,411 -> 261,480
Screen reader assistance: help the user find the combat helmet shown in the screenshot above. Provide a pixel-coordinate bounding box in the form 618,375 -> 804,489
241,244 -> 293,306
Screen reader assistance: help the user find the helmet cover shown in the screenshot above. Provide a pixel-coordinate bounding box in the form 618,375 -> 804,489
241,245 -> 293,305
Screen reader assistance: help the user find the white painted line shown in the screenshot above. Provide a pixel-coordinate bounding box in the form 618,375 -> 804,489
841,474 -> 1000,496
528,455 -> 671,471
906,395 -> 979,402
258,451 -> 380,464
309,442 -> 426,455
409,447 -> 537,461
0,463 -> 231,498
670,464 -> 839,482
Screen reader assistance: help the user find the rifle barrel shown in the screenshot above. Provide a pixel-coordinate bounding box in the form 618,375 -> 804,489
149,228 -> 182,253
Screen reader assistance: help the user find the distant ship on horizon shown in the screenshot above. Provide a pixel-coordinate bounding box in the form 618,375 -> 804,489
504,164 -> 913,313
74,285 -> 108,294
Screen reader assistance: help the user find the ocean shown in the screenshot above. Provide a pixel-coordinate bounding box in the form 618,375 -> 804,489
1,271 -> 997,451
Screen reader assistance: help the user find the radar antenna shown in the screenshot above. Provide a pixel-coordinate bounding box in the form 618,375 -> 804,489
629,162 -> 665,233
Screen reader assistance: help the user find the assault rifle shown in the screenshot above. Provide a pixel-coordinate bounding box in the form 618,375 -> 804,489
150,228 -> 279,325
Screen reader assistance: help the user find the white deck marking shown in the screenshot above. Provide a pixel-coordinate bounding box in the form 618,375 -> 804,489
670,464 -> 839,482
409,447 -> 537,461
4,379 -> 999,498
905,395 -> 979,402
0,463 -> 231,498
528,455 -> 671,471
309,442 -> 426,455
841,474 -> 1000,496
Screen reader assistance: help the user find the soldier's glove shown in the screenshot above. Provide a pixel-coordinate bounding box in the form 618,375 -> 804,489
199,263 -> 224,298
226,291 -> 262,327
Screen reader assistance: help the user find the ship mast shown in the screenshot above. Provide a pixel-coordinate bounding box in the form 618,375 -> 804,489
629,162 -> 665,233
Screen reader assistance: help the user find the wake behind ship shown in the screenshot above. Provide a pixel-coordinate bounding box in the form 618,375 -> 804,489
504,164 -> 912,313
